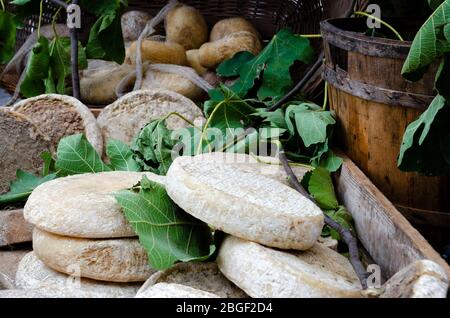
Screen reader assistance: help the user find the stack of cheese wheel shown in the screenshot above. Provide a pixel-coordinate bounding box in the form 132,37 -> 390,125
163,153 -> 365,298
19,171 -> 166,298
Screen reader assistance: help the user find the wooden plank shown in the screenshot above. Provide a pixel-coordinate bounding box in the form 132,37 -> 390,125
0,209 -> 33,247
335,153 -> 450,280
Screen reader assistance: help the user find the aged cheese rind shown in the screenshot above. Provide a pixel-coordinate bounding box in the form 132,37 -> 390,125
136,283 -> 219,298
32,228 -> 154,283
138,262 -> 247,298
24,171 -> 165,238
97,89 -> 204,144
12,94 -> 103,155
217,236 -> 363,298
381,260 -> 449,298
166,156 -> 324,250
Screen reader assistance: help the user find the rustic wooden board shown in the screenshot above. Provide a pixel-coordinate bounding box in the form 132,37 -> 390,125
0,209 -> 33,247
335,153 -> 450,280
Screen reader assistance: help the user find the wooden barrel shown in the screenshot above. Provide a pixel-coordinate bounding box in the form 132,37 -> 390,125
321,18 -> 450,249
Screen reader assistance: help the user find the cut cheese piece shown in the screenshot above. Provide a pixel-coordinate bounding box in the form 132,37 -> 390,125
0,110 -> 52,193
166,155 -> 324,250
138,262 -> 247,298
24,171 -> 165,238
217,236 -> 363,298
32,228 -> 154,283
136,283 -> 219,298
16,252 -> 140,298
12,94 -> 103,155
381,260 -> 448,298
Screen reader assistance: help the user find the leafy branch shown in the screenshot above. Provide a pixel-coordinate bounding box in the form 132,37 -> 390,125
3,0 -> 127,100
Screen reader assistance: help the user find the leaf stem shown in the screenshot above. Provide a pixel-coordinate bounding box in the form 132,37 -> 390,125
163,112 -> 200,130
161,112 -> 213,154
354,11 -> 404,41
322,82 -> 328,111
37,0 -> 44,37
0,0 -> 5,12
250,153 -> 315,170
298,34 -> 322,38
196,100 -> 226,155
52,6 -> 63,37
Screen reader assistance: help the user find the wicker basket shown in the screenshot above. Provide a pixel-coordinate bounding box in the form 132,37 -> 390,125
4,0 -> 369,100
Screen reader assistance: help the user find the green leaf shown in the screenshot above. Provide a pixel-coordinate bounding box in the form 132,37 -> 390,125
41,151 -> 56,177
20,36 -> 50,98
228,29 -> 314,104
10,0 -> 32,4
255,108 -> 288,130
86,13 -> 125,64
285,103 -> 336,147
106,140 -> 141,172
308,167 -> 339,210
318,151 -> 343,172
131,120 -> 178,175
49,37 -> 87,94
399,95 -> 445,161
204,86 -> 255,126
324,206 -> 355,241
0,10 -> 17,64
115,177 -> 213,270
55,134 -> 111,176
217,51 -> 255,77
202,86 -> 256,152
44,68 -> 57,94
0,170 -> 57,205
398,95 -> 450,175
402,0 -> 450,81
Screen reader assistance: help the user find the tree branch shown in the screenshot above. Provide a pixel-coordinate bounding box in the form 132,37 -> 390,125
70,18 -> 80,99
278,150 -> 369,289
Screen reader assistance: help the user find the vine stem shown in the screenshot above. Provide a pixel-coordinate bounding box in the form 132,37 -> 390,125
298,34 -> 322,38
196,100 -> 226,155
37,0 -> 44,36
0,0 -> 5,12
278,149 -> 369,289
322,82 -> 328,111
353,11 -> 404,41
